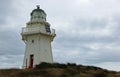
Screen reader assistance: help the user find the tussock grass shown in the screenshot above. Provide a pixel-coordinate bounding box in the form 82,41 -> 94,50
0,62 -> 119,77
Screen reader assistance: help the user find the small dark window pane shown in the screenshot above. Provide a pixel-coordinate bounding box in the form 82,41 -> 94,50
32,40 -> 34,43
45,25 -> 51,33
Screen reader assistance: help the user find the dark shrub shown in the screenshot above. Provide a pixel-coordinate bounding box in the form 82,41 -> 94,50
35,62 -> 52,69
67,63 -> 76,66
35,62 -> 67,69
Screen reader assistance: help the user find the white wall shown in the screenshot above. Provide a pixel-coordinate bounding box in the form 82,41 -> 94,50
23,34 -> 53,68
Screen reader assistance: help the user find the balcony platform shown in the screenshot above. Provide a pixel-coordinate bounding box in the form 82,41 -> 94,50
21,27 -> 56,36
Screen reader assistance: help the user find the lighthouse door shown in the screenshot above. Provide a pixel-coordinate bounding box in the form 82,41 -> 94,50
29,54 -> 34,69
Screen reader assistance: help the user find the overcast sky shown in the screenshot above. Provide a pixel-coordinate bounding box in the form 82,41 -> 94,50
0,0 -> 120,71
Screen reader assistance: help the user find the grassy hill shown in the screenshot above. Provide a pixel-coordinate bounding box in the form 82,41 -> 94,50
0,62 -> 120,77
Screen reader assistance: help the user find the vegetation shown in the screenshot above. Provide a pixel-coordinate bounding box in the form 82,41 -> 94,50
0,62 -> 119,77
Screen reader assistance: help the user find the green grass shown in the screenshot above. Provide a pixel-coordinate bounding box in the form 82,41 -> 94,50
0,62 -> 119,77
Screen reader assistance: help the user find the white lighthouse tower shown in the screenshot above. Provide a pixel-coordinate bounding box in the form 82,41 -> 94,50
21,6 -> 56,69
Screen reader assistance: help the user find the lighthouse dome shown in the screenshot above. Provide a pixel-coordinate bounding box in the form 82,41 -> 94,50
30,5 -> 46,22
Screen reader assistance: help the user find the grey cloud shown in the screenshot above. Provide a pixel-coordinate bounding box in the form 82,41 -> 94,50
0,29 -> 24,67
0,0 -> 120,71
85,50 -> 120,63
74,18 -> 107,29
0,29 -> 24,55
0,54 -> 23,68
0,1 -> 17,27
0,29 -> 24,60
53,15 -> 120,64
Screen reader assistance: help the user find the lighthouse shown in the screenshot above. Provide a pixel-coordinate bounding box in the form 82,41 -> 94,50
21,6 -> 56,69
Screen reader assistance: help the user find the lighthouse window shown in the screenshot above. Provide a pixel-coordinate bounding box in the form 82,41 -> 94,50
32,40 -> 34,43
45,25 -> 51,33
